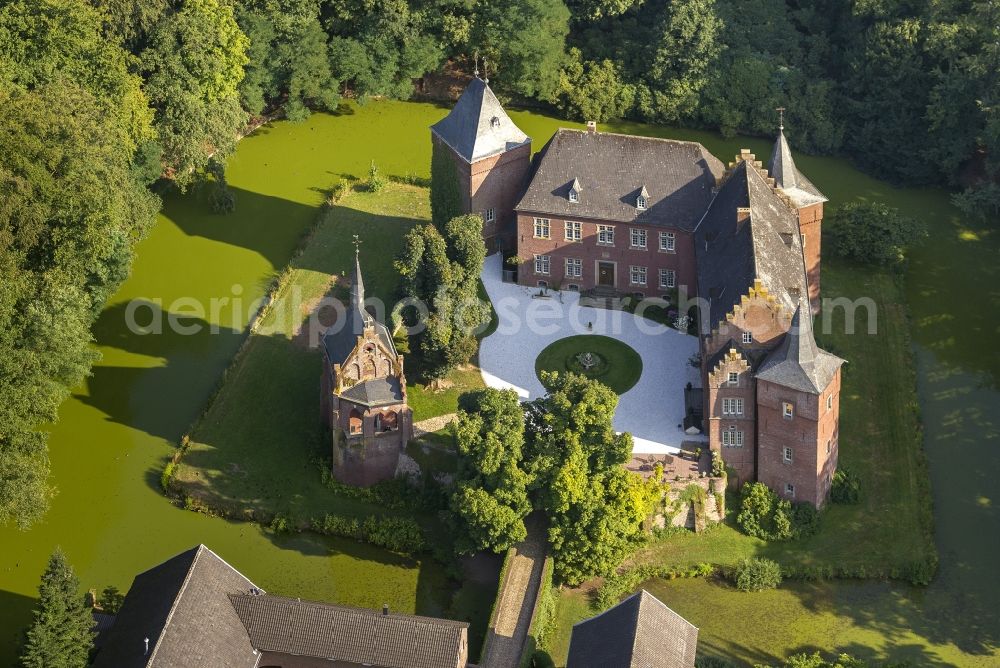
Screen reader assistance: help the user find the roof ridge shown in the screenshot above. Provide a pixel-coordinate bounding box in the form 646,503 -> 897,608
557,127 -> 713,151
145,545 -> 205,666
233,592 -> 469,628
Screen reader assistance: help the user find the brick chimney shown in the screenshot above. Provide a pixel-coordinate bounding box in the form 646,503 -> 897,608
737,207 -> 751,228
586,120 -> 597,133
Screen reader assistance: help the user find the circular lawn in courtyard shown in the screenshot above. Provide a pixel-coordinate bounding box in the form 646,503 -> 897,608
534,335 -> 643,394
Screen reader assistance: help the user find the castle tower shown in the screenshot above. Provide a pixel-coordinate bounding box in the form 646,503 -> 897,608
320,247 -> 413,486
768,121 -> 827,313
754,301 -> 845,507
430,75 -> 532,252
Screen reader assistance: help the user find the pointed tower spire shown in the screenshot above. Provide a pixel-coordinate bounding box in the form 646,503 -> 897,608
350,235 -> 365,310
767,110 -> 828,207
756,297 -> 844,394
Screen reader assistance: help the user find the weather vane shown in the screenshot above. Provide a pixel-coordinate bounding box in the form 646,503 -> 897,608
483,58 -> 489,85
776,106 -> 786,131
473,51 -> 479,78
353,234 -> 362,255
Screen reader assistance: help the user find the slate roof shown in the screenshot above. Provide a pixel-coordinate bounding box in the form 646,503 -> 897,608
430,76 -> 530,163
756,301 -> 845,394
768,128 -> 827,208
322,251 -> 396,364
516,129 -> 724,231
566,589 -> 698,668
230,594 -> 468,668
695,160 -> 809,326
340,376 -> 404,407
92,545 -> 260,668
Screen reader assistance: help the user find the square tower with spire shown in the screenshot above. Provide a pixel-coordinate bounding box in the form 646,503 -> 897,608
430,74 -> 532,252
320,244 -> 413,487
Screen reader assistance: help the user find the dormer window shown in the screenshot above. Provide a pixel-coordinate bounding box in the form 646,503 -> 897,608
490,116 -> 501,129
569,177 -> 582,203
636,185 -> 649,210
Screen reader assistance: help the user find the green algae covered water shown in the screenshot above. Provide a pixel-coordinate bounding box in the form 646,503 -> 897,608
1,100 -> 998,666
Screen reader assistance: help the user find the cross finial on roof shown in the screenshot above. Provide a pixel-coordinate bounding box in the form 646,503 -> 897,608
473,51 -> 479,78
776,106 -> 786,131
352,234 -> 362,257
483,58 -> 489,85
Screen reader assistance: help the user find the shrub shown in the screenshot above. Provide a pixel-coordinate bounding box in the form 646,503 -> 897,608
366,160 -> 386,192
160,461 -> 176,493
831,468 -> 861,504
269,513 -> 293,534
734,557 -> 783,592
828,201 -> 926,266
361,516 -> 425,553
711,450 -> 725,477
736,482 -> 820,541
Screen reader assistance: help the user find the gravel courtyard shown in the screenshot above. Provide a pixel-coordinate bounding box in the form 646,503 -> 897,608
478,254 -> 703,453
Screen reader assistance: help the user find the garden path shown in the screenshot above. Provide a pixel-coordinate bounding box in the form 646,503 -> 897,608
478,254 -> 702,453
480,519 -> 547,668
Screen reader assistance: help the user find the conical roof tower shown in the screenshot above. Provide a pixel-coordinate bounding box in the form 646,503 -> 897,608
768,120 -> 827,208
756,299 -> 844,394
430,76 -> 530,163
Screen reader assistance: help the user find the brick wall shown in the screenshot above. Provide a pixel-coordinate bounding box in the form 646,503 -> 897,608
756,370 -> 841,508
703,282 -> 791,353
514,211 -> 696,294
797,202 -> 824,312
705,349 -> 757,485
331,400 -> 412,487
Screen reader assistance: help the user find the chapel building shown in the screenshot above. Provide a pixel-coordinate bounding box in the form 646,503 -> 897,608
320,249 -> 413,486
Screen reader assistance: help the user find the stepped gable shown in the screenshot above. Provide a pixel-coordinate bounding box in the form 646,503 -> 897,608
430,76 -> 530,163
516,129 -> 724,231
769,127 -> 827,208
756,300 -> 845,394
695,153 -> 809,326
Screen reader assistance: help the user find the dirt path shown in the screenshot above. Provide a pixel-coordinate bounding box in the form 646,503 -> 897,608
481,519 -> 547,668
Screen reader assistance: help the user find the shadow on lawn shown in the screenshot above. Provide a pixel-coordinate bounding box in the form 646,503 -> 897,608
0,589 -> 34,665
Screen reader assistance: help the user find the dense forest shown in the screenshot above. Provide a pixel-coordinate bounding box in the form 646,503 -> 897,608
0,0 -> 997,528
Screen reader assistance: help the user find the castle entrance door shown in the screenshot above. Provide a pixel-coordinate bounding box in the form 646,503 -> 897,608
598,262 -> 615,287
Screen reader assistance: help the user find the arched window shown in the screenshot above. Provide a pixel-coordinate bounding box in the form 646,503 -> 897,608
348,408 -> 363,435
380,411 -> 398,432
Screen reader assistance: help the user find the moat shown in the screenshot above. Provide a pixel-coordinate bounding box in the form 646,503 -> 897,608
1,100 -> 997,666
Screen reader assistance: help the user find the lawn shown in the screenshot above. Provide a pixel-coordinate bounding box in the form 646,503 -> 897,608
540,257 -> 938,666
534,335 -> 643,394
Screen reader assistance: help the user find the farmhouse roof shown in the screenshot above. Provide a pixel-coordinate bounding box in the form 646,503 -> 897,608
91,545 -> 260,668
768,128 -> 827,208
756,301 -> 845,394
231,594 -> 469,668
322,250 -> 396,364
695,159 -> 809,326
566,589 -> 698,668
430,76 -> 530,163
516,129 -> 724,231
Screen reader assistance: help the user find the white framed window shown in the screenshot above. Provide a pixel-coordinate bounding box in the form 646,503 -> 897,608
567,284 -> 579,291
630,265 -> 647,285
785,483 -> 795,498
597,225 -> 615,245
727,372 -> 739,386
483,208 -> 495,223
569,189 -> 579,203
565,221 -> 582,241
658,268 -> 675,289
827,394 -> 833,411
783,402 -> 794,419
637,194 -> 647,210
722,426 -> 744,447
534,254 -> 550,275
659,231 -> 675,252
722,398 -> 744,416
565,257 -> 582,278
533,218 -> 550,239
630,228 -> 647,249
742,331 -> 753,344
783,447 -> 793,463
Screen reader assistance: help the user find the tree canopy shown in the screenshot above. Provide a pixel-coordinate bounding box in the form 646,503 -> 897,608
19,548 -> 95,668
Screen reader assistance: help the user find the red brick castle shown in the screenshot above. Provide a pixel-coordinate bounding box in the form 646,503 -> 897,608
433,78 -> 845,507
